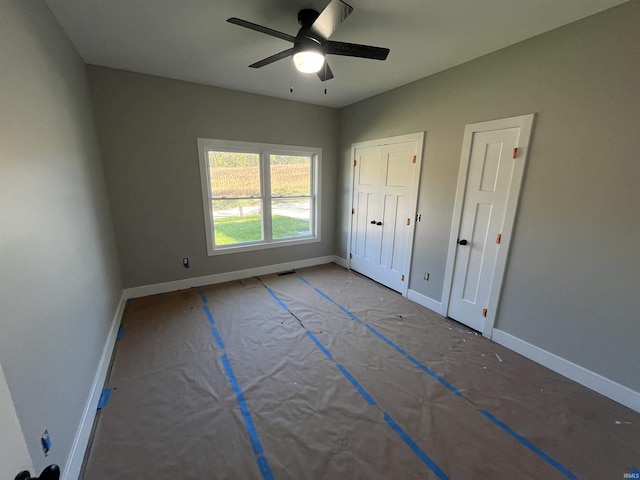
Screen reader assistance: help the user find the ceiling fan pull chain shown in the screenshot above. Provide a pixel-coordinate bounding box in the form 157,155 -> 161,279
324,63 -> 327,95
289,58 -> 294,93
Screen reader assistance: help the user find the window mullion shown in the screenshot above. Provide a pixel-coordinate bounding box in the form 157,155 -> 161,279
261,151 -> 273,242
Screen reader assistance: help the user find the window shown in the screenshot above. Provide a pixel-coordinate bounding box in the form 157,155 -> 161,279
197,138 -> 321,255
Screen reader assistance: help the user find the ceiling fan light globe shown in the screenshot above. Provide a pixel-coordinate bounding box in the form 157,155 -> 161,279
293,51 -> 325,73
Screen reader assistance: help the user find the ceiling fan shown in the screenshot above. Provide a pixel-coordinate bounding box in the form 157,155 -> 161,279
227,0 -> 390,82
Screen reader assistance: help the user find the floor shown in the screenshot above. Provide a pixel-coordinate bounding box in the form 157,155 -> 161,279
83,264 -> 640,479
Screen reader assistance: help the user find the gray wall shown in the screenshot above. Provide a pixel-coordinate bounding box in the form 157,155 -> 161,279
0,0 -> 122,473
338,2 -> 640,391
88,67 -> 340,289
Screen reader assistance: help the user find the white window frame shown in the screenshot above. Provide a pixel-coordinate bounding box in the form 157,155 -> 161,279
197,138 -> 321,256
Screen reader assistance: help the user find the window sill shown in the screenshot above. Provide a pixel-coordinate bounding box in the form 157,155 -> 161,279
207,235 -> 321,256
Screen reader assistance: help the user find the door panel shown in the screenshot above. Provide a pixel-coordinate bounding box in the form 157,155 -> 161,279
357,146 -> 381,186
390,195 -> 409,271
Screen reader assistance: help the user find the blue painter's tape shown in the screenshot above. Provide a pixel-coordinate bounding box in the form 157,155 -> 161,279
220,354 -> 274,480
203,305 -> 216,326
384,413 -> 450,480
212,327 -> 226,350
338,305 -> 362,323
479,410 -> 578,479
256,454 -> 273,479
314,287 -> 335,303
364,324 -> 407,356
298,275 -> 311,285
266,288 -> 288,311
97,388 -> 112,410
306,331 -> 333,360
116,327 -> 125,340
198,289 -> 208,304
405,355 -> 462,397
337,364 -> 376,406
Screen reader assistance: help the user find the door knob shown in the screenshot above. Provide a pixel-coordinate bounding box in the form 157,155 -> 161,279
370,220 -> 376,224
376,221 -> 383,226
457,239 -> 468,245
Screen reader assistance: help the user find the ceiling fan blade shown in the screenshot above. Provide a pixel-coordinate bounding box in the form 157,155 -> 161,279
249,48 -> 294,68
309,0 -> 353,39
227,18 -> 295,43
317,62 -> 334,82
326,41 -> 389,60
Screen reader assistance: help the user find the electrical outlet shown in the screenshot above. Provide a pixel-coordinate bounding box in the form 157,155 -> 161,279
183,257 -> 189,268
424,272 -> 430,281
41,429 -> 51,456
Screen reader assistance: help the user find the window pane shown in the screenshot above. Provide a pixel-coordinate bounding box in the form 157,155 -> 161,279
271,198 -> 311,239
270,155 -> 311,197
209,151 -> 261,198
213,199 -> 263,245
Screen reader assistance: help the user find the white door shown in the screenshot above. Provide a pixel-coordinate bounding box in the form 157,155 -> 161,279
349,133 -> 424,294
443,115 -> 534,335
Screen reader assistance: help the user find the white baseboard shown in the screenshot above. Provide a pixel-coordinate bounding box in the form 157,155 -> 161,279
332,256 -> 349,269
123,255 -> 342,299
407,289 -> 443,314
62,293 -> 127,480
492,329 -> 640,413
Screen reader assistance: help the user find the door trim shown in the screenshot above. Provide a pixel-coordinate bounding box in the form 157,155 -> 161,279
441,114 -> 535,337
348,132 -> 425,296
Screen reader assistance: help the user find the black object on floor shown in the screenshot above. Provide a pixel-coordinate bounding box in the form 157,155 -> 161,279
15,465 -> 60,480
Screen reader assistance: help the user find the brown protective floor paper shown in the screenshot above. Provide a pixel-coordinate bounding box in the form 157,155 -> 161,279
82,264 -> 640,479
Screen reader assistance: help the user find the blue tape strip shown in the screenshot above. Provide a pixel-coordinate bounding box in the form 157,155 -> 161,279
314,287 -> 335,303
364,324 -> 407,356
384,413 -> 450,480
97,388 -> 112,409
198,289 -> 208,304
212,327 -> 225,350
221,353 -> 275,480
479,410 -> 578,479
298,275 -> 311,285
116,327 -> 125,340
306,331 -> 333,360
406,354 -> 462,396
338,305 -> 362,323
337,364 -> 376,405
266,288 -> 288,310
203,305 -> 216,327
203,305 -> 273,479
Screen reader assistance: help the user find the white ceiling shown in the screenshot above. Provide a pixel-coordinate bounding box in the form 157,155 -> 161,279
45,0 -> 627,108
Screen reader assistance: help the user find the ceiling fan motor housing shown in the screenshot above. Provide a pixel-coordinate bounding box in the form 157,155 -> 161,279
297,9 -> 320,28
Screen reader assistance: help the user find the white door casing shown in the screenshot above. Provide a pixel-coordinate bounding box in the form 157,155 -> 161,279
348,133 -> 424,295
442,114 -> 535,336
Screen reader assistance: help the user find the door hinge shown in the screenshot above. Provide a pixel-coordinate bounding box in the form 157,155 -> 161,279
482,308 -> 488,318
412,155 -> 417,164
349,252 -> 352,259
512,147 -> 518,159
406,218 -> 410,226
496,233 -> 502,244
401,274 -> 405,281
354,159 -> 357,167
352,208 -> 355,215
